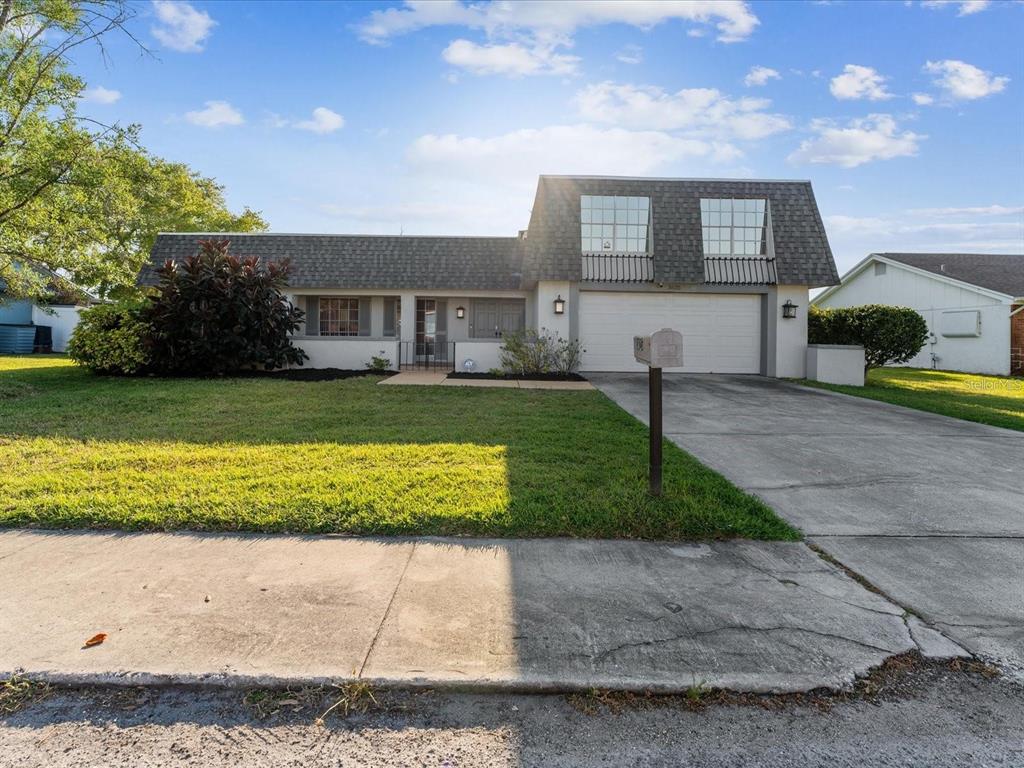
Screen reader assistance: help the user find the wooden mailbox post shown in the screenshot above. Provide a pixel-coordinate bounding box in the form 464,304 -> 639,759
633,328 -> 684,496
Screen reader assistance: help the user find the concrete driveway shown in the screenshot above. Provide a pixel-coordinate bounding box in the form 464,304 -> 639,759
590,373 -> 1024,674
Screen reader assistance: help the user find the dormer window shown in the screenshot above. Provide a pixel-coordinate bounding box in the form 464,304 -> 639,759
700,198 -> 768,257
581,195 -> 650,253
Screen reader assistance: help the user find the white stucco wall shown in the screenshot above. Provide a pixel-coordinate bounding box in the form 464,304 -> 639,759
455,340 -> 504,372
31,305 -> 84,352
816,261 -> 1012,375
771,285 -> 809,378
806,344 -> 865,386
295,338 -> 399,370
535,280 -> 572,340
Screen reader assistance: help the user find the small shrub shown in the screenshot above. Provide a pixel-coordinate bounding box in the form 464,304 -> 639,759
366,354 -> 391,372
499,329 -> 583,375
148,240 -> 307,375
67,300 -> 152,375
809,304 -> 928,371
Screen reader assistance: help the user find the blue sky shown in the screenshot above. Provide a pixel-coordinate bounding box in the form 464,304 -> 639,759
74,0 -> 1023,274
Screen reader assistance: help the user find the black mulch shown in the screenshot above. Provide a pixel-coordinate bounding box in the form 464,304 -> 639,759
447,371 -> 587,382
230,368 -> 395,381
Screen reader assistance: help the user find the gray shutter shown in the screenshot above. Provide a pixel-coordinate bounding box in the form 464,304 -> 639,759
306,296 -> 319,336
358,298 -> 371,336
383,298 -> 396,337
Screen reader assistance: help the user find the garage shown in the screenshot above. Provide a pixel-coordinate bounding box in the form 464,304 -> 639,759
578,291 -> 763,373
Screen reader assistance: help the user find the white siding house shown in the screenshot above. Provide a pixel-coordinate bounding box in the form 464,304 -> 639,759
814,253 -> 1024,376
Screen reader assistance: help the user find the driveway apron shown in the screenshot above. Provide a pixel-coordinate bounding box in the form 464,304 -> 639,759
590,373 -> 1024,675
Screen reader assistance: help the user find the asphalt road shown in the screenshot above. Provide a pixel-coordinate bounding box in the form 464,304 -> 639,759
2,662 -> 1022,767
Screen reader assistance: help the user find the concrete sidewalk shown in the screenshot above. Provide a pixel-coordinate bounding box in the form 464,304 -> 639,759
0,530 -> 966,694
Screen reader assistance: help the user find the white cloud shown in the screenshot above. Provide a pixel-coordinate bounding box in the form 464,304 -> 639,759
829,64 -> 893,101
407,124 -> 740,188
294,107 -> 345,134
924,59 -> 1009,100
442,39 -> 579,76
357,1 -> 760,45
184,100 -> 244,128
357,1 -> 757,77
921,1 -> 991,16
788,114 -> 923,168
81,86 -> 121,104
911,92 -> 934,105
615,44 -> 643,65
906,204 -> 1024,217
151,1 -> 215,53
744,66 -> 780,87
575,82 -> 791,140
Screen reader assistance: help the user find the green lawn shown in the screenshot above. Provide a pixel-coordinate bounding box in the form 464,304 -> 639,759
802,367 -> 1024,432
0,355 -> 796,541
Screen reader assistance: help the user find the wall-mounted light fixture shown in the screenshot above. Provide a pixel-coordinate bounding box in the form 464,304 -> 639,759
782,300 -> 798,319
455,306 -> 465,319
553,295 -> 565,315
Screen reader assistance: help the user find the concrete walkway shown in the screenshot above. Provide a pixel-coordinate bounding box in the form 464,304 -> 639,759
380,371 -> 593,390
0,530 -> 964,693
590,373 -> 1024,676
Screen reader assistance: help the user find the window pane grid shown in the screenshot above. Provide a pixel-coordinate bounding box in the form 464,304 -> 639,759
319,298 -> 360,336
581,195 -> 650,253
699,198 -> 768,257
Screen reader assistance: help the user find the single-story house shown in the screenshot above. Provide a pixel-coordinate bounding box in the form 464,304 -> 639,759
813,253 -> 1024,376
141,175 -> 840,376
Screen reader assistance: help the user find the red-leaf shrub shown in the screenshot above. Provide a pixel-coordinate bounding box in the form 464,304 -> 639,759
147,240 -> 306,374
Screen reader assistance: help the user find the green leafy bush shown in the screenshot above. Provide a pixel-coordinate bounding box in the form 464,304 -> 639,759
809,304 -> 928,370
67,301 -> 152,375
148,240 -> 307,374
366,354 -> 392,372
499,329 -> 583,375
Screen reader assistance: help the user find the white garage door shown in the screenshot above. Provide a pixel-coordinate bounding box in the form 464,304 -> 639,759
579,292 -> 762,373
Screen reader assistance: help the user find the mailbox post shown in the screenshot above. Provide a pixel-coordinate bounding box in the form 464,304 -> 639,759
633,329 -> 684,496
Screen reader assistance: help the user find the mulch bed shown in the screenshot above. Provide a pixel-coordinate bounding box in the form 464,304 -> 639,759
447,372 -> 587,382
231,368 -> 395,382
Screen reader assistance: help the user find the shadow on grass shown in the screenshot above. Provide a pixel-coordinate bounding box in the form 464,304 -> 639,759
0,360 -> 795,541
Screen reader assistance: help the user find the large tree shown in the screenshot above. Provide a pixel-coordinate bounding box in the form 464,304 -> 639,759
0,0 -> 265,302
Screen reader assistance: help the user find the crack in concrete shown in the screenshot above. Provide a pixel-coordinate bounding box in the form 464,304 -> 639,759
357,542 -> 416,679
593,625 -> 902,663
731,549 -> 905,620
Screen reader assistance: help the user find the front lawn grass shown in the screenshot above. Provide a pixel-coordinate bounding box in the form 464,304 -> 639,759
801,367 -> 1023,432
0,355 -> 796,540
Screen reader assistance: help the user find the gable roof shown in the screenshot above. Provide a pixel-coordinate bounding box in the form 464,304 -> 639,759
523,175 -> 839,287
141,233 -> 525,291
878,253 -> 1024,298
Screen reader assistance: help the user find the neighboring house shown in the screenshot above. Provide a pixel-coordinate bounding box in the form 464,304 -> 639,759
814,253 -> 1024,376
141,175 -> 839,375
0,284 -> 90,353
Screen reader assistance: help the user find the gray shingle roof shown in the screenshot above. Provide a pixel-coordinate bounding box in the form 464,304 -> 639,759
142,233 -> 525,291
523,175 -> 839,287
878,253 -> 1024,298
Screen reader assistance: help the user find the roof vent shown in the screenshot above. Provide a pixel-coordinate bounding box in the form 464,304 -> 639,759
940,263 -> 947,273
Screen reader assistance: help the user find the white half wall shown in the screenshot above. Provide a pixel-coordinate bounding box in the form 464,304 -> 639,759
455,340 -> 504,372
295,339 -> 399,370
806,344 -> 865,386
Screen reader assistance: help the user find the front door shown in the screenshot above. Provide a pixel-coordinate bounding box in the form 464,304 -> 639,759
416,299 -> 448,361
